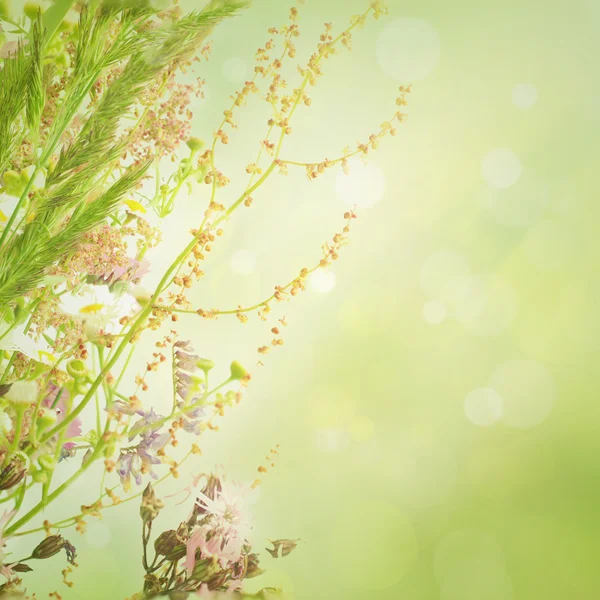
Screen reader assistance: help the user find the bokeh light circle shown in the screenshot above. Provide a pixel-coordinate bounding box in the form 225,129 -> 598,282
335,159 -> 385,208
222,57 -> 249,83
309,269 -> 336,294
230,249 -> 256,274
484,170 -> 549,227
439,559 -> 514,600
443,275 -> 518,336
522,219 -> 573,270
512,83 -> 538,109
332,502 -> 418,590
464,387 -> 503,426
433,529 -> 513,600
420,250 -> 470,298
434,529 -> 507,582
423,299 -> 448,324
490,359 -> 555,428
349,415 -> 375,443
377,18 -> 441,81
481,148 -> 522,189
386,437 -> 458,508
314,428 -> 349,453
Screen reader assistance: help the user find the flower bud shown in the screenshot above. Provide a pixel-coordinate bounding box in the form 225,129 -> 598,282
24,2 -> 44,19
12,563 -> 34,573
38,454 -> 57,471
140,483 -> 164,523
0,453 -> 29,491
189,557 -> 218,582
67,358 -> 87,380
165,543 -> 187,562
229,360 -> 247,381
31,535 -> 65,560
196,358 -> 214,373
154,529 -> 179,557
186,137 -> 204,152
0,409 -> 12,436
31,468 -> 47,483
2,170 -> 23,196
205,569 -> 227,590
4,380 -> 37,405
58,19 -> 75,33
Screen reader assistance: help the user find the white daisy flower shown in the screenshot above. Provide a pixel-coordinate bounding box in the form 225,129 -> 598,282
59,284 -> 140,337
0,323 -> 57,365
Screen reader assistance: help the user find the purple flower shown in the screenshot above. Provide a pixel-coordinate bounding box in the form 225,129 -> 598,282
117,429 -> 170,492
175,349 -> 199,372
128,407 -> 162,441
117,408 -> 171,491
178,402 -> 206,434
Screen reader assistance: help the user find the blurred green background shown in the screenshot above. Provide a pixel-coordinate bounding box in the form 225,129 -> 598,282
6,0 -> 600,598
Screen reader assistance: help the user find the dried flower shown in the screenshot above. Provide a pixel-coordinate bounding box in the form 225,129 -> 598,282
140,483 -> 164,523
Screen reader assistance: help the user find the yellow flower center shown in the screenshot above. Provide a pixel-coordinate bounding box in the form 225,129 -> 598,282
123,199 -> 146,213
79,303 -> 104,314
37,350 -> 57,364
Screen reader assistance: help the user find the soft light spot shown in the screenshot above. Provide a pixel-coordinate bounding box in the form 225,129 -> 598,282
490,359 -> 555,428
0,209 -> 7,223
315,428 -> 350,453
331,502 -> 418,590
85,522 -> 111,549
464,387 -> 503,426
377,18 -> 441,81
222,57 -> 249,83
550,179 -> 576,214
482,148 -> 522,189
440,558 -> 514,600
484,170 -> 549,227
308,384 -> 356,429
444,275 -> 518,336
423,299 -> 447,324
434,530 -> 507,582
309,269 -> 336,294
512,83 -> 538,109
523,220 -> 573,270
385,436 -> 457,508
349,415 -> 375,443
420,250 -> 470,298
230,249 -> 256,275
79,303 -> 105,314
335,158 -> 385,208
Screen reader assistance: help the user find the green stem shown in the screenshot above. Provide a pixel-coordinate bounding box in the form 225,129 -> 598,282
5,405 -> 26,459
40,233 -> 199,445
0,167 -> 38,248
11,448 -> 193,538
5,438 -> 105,536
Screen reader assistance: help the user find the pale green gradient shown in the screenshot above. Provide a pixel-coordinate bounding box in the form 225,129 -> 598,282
5,0 -> 600,598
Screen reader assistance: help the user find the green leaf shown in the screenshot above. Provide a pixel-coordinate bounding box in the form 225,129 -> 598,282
42,0 -> 74,43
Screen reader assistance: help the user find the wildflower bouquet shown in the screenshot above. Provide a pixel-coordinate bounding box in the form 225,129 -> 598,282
0,0 -> 407,597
